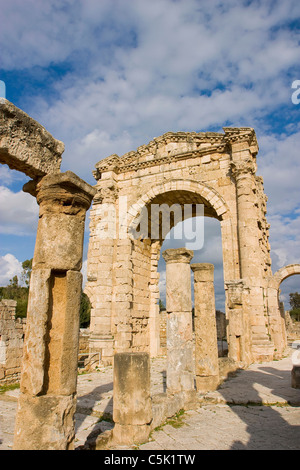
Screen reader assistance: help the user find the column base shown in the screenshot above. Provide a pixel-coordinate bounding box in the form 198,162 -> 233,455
196,375 -> 219,393
112,423 -> 151,446
251,341 -> 274,362
13,393 -> 76,450
89,335 -> 114,366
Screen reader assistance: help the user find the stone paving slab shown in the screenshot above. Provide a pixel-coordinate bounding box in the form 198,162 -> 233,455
0,349 -> 299,450
202,352 -> 300,406
140,404 -> 300,450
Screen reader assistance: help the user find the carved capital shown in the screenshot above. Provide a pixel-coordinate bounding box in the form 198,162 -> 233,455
225,280 -> 245,308
93,182 -> 118,204
191,263 -> 214,282
162,248 -> 194,264
25,171 -> 96,215
230,159 -> 257,180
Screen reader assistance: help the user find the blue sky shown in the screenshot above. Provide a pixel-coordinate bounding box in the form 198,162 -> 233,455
0,0 -> 299,309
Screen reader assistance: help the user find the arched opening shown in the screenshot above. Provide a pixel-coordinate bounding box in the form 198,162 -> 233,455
276,269 -> 300,341
129,185 -> 229,360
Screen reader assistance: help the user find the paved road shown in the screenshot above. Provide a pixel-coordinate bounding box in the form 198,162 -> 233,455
0,348 -> 299,450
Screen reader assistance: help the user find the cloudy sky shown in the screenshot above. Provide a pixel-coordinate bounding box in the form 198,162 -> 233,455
0,0 -> 299,309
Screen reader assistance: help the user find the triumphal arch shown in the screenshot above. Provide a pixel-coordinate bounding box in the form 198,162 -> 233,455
85,127 -> 286,366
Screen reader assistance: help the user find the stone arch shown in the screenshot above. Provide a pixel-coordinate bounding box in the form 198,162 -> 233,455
124,179 -> 238,359
87,127 -> 274,364
273,264 -> 300,291
127,179 -> 230,233
266,264 -> 300,359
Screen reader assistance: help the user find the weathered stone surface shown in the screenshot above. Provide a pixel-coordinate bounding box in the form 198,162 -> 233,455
85,127 -> 285,365
191,263 -> 219,393
163,249 -> 195,400
0,100 -> 64,178
113,352 -> 152,426
13,171 -> 95,450
13,394 -> 77,450
162,248 -> 194,313
0,300 -> 26,385
24,171 -> 96,272
112,352 -> 152,445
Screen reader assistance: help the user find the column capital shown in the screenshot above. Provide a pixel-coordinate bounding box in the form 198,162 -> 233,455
191,263 -> 214,282
230,159 -> 257,180
162,248 -> 194,264
24,171 -> 96,213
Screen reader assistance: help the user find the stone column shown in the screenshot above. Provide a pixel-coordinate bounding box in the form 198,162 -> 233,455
87,176 -> 118,366
191,264 -> 219,392
267,280 -> 287,359
225,280 -> 252,364
149,241 -> 161,358
13,171 -> 95,450
162,248 -> 195,401
112,352 -> 152,445
231,143 -> 274,362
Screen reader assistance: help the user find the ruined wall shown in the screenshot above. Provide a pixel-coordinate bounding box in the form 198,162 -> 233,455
285,311 -> 300,339
0,300 -> 26,385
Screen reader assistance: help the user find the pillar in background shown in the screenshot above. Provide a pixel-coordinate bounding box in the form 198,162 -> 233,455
191,263 -> 219,392
112,352 -> 152,445
162,248 -> 194,400
13,171 -> 95,450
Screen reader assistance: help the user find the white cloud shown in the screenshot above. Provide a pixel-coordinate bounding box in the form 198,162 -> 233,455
12,0 -> 296,184
0,253 -> 23,287
81,258 -> 87,288
0,186 -> 39,235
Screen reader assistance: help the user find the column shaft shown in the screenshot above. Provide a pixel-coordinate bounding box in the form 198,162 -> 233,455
13,172 -> 95,450
162,249 -> 194,399
191,263 -> 219,392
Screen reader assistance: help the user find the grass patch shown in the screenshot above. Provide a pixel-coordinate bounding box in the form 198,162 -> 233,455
0,382 -> 20,395
97,412 -> 114,423
153,409 -> 186,433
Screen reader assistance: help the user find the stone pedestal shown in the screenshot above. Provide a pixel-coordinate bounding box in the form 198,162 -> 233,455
13,172 -> 95,450
112,352 -> 152,445
162,248 -> 195,402
191,263 -> 219,392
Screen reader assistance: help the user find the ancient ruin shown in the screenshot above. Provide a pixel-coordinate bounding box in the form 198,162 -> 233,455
85,127 -> 287,366
0,300 -> 25,384
0,99 -> 299,450
1,100 -> 96,450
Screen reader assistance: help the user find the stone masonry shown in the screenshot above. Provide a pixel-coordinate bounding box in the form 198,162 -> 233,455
85,128 -> 286,366
0,100 -> 95,450
0,300 -> 26,385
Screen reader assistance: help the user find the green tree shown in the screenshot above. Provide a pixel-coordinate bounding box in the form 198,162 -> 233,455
289,292 -> 300,322
9,275 -> 19,288
80,292 -> 91,328
21,259 -> 33,287
0,275 -> 28,319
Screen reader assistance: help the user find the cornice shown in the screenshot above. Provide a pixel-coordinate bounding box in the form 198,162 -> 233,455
93,128 -> 258,180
